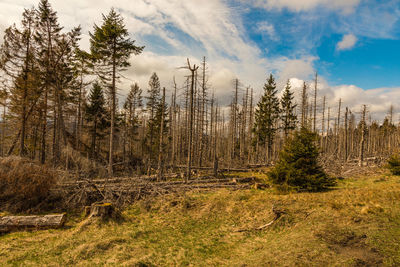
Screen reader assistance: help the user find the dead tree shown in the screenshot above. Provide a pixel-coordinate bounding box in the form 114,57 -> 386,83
157,87 -> 166,181
186,59 -> 199,182
313,72 -> 318,132
321,96 -> 326,151
359,105 -> 367,166
301,82 -> 308,128
344,107 -> 349,161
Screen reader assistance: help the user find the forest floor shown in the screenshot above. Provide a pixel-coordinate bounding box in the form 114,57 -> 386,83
1,169 -> 400,266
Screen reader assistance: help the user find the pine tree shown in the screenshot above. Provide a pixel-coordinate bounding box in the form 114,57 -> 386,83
145,72 -> 161,167
1,7 -> 38,156
253,74 -> 280,163
281,80 -> 297,138
124,82 -> 142,157
268,127 -> 336,192
89,8 -> 144,175
35,0 -> 63,164
70,47 -> 92,150
387,153 -> 400,175
52,26 -> 82,162
85,82 -> 108,159
145,73 -> 168,170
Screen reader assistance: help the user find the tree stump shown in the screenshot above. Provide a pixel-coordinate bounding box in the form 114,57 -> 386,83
89,203 -> 114,218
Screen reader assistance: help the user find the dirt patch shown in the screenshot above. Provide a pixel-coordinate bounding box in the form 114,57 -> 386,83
316,226 -> 383,266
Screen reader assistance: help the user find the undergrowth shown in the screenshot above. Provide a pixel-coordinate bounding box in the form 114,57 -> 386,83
1,170 -> 399,266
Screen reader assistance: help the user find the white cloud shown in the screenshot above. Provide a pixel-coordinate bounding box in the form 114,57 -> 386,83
337,34 -> 357,51
286,77 -> 400,122
1,0 -> 398,122
256,21 -> 278,41
248,0 -> 360,14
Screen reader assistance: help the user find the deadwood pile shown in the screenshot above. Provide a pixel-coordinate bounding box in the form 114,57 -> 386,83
53,174 -> 259,208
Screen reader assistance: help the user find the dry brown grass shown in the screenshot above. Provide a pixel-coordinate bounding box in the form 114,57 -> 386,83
0,156 -> 56,212
0,169 -> 399,266
61,147 -> 107,178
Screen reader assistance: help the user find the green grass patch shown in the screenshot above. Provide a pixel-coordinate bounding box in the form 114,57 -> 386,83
1,170 -> 400,266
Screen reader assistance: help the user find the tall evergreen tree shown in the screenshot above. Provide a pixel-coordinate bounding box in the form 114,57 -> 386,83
253,74 -> 280,163
281,80 -> 297,138
145,73 -> 167,168
124,82 -> 142,157
147,72 -> 161,120
35,0 -> 63,164
89,8 -> 144,175
70,48 -> 92,149
52,26 -> 82,162
85,82 -> 108,159
0,8 -> 38,156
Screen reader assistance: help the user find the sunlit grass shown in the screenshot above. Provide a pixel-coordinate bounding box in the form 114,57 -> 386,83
1,170 -> 400,266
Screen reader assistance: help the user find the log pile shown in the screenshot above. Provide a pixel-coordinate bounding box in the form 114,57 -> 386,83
52,175 -> 260,208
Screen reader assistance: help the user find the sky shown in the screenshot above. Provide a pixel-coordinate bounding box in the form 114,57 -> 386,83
0,0 -> 400,121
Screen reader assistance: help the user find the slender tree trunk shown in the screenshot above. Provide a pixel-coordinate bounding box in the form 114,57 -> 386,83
157,87 -> 166,181
359,105 -> 366,166
345,107 -> 348,161
108,41 -> 116,176
313,72 -> 317,132
321,96 -> 326,151
186,59 -> 198,182
40,89 -> 48,164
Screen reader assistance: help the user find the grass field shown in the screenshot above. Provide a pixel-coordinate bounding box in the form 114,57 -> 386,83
1,169 -> 400,266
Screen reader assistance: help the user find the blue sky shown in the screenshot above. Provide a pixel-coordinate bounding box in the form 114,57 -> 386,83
1,0 -> 400,118
236,0 -> 400,89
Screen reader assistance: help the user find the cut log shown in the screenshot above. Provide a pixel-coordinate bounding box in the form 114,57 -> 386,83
0,214 -> 66,233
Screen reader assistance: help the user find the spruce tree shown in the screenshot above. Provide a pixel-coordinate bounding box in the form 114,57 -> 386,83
89,8 -> 144,175
35,0 -> 64,164
253,73 -> 280,163
85,82 -> 108,159
269,127 -> 335,192
52,26 -> 82,162
124,82 -> 142,157
145,73 -> 168,168
281,80 -> 297,138
1,8 -> 38,156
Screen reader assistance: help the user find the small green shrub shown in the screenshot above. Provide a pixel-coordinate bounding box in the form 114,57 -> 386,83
387,154 -> 400,175
268,127 -> 336,192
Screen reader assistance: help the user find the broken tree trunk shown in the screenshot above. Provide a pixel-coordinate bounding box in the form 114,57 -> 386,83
89,203 -> 114,218
0,214 -> 66,233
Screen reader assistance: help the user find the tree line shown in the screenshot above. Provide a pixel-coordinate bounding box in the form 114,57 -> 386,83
0,0 -> 398,179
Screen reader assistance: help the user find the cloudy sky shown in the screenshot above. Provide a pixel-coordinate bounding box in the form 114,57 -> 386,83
1,0 -> 400,121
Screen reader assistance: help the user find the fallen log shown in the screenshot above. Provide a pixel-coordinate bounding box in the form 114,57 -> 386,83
0,214 -> 66,233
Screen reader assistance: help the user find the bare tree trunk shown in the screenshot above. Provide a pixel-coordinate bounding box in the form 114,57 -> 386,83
213,104 -> 218,177
344,107 -> 348,161
157,87 -> 166,181
301,82 -> 307,128
313,72 -> 317,132
326,107 -> 330,154
186,59 -> 198,182
40,89 -> 48,164
108,42 -> 117,176
359,105 -> 366,166
321,96 -> 326,151
248,88 -> 254,164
